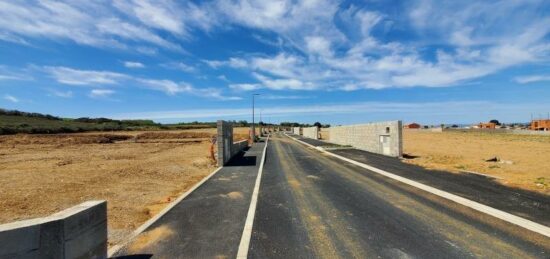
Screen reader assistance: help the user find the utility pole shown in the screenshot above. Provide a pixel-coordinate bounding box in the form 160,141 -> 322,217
251,93 -> 260,142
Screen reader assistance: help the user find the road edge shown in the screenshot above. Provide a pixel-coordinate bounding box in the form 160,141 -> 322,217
236,135 -> 270,258
108,166 -> 224,257
284,133 -> 550,238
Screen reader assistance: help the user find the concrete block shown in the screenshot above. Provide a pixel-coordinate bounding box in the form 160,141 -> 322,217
302,127 -> 319,139
329,121 -> 403,157
0,200 -> 107,259
0,218 -> 43,256
64,220 -> 107,259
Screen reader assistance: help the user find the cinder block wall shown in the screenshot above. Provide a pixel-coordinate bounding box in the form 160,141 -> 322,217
329,121 -> 403,157
217,120 -> 249,166
0,200 -> 107,259
292,127 -> 301,135
302,127 -> 319,139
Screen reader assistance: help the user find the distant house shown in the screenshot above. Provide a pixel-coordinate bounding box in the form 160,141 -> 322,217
404,123 -> 421,129
478,122 -> 496,129
530,119 -> 550,131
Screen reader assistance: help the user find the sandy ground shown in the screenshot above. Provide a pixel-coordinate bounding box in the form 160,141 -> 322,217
403,129 -> 550,194
0,127 -> 249,246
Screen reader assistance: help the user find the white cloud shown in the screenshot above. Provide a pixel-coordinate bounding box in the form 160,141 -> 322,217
205,0 -> 550,90
202,59 -> 226,68
254,73 -> 316,90
217,75 -> 230,82
261,94 -> 312,100
89,89 -> 115,98
0,1 -> 183,51
305,36 -> 332,57
138,78 -> 241,100
161,62 -> 195,73
124,61 -> 145,68
45,66 -> 128,86
0,74 -> 27,81
515,75 -> 550,84
113,0 -> 185,35
2,0 -> 549,92
0,66 -> 33,81
229,83 -> 262,91
203,58 -> 248,69
50,90 -> 73,98
3,94 -> 19,103
138,79 -> 192,95
88,89 -> 115,99
42,66 -> 238,99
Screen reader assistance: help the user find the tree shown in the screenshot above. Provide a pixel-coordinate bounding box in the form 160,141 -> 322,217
489,119 -> 501,125
313,122 -> 322,128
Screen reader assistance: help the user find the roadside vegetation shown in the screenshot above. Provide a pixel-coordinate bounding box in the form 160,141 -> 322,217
0,109 -> 253,135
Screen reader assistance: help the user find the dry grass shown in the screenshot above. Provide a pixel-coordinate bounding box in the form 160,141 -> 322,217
0,127 -> 250,246
403,129 -> 550,194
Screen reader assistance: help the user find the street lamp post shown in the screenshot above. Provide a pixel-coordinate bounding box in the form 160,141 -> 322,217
252,93 -> 260,142
259,109 -> 262,137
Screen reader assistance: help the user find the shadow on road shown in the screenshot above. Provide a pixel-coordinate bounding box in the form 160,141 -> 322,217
225,147 -> 257,167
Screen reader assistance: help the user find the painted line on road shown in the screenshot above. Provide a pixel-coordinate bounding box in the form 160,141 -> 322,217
236,135 -> 270,259
108,166 -> 224,257
284,133 -> 550,238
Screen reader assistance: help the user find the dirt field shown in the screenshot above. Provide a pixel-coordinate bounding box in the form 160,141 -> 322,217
403,129 -> 550,194
0,127 -> 249,246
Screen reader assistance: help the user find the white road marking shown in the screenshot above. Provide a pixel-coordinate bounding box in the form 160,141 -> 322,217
285,133 -> 550,238
237,135 -> 270,259
108,166 -> 224,257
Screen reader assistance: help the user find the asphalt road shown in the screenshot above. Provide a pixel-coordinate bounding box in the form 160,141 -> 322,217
248,134 -> 550,258
292,134 -> 550,226
112,142 -> 265,259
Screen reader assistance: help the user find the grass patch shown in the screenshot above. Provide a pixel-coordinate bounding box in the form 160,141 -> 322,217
454,165 -> 467,170
535,177 -> 547,188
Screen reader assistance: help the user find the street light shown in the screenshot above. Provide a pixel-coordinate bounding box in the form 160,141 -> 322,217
252,93 -> 260,142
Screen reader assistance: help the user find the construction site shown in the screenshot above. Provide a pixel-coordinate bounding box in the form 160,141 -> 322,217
1,119 -> 549,258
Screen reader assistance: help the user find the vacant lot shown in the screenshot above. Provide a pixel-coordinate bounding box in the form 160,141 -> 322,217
0,127 -> 249,246
403,129 -> 550,194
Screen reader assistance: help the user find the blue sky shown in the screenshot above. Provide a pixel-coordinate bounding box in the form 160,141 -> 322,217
0,0 -> 549,124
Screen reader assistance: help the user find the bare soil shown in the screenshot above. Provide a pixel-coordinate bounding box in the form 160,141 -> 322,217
403,129 -> 550,194
0,127 -> 250,246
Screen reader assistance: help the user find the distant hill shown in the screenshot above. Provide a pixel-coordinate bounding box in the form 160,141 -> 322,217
0,108 -> 163,135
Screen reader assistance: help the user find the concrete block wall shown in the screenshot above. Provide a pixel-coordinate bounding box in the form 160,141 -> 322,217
217,120 -> 249,166
329,121 -> 403,157
302,127 -> 319,139
292,127 -> 301,135
0,200 -> 107,259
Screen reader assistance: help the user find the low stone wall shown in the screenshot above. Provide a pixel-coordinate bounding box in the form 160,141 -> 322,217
0,200 -> 107,259
302,127 -> 319,139
292,127 -> 301,135
329,121 -> 403,157
217,120 -> 249,166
